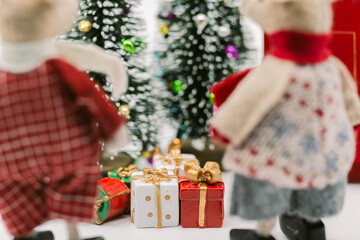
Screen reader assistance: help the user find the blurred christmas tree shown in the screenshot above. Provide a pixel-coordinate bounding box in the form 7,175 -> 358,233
158,0 -> 249,140
63,0 -> 159,150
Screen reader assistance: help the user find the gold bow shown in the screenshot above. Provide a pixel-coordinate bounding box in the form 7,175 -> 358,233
131,168 -> 177,228
141,167 -> 176,184
109,164 -> 138,181
157,154 -> 198,177
158,154 -> 175,165
182,160 -> 223,228
184,160 -> 222,185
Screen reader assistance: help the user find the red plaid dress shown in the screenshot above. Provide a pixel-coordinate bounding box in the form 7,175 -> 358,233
0,59 -> 126,236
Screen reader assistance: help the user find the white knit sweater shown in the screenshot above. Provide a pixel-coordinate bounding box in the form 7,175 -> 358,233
222,58 -> 356,189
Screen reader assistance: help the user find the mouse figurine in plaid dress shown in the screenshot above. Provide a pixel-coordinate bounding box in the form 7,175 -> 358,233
0,0 -> 130,240
210,0 -> 360,240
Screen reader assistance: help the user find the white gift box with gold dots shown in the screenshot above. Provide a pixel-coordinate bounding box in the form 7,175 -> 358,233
130,171 -> 179,228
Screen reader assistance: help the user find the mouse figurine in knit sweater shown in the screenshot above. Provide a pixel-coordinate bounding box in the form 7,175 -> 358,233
210,0 -> 360,240
0,0 -> 130,240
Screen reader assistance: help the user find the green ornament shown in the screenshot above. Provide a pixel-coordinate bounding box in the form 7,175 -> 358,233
136,38 -> 147,50
122,39 -> 135,54
172,80 -> 183,94
210,92 -> 216,106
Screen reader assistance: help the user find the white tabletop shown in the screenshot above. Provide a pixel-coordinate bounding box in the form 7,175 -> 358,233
0,173 -> 359,240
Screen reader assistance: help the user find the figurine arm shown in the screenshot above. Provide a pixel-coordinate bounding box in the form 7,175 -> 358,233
211,68 -> 253,108
211,56 -> 295,146
331,57 -> 360,127
56,41 -> 129,100
48,59 -> 127,141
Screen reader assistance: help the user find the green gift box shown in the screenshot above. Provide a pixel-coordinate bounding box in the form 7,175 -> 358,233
108,164 -> 139,188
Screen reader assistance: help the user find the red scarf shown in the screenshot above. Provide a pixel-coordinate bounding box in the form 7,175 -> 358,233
268,31 -> 332,64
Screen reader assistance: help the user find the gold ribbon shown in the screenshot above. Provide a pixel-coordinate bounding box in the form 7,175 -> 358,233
108,164 -> 139,182
131,168 -> 177,228
156,154 -> 198,177
198,182 -> 207,227
182,160 -> 223,227
94,189 -> 131,225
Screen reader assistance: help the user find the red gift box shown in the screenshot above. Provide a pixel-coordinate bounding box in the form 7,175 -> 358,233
179,177 -> 224,228
95,177 -> 130,224
331,0 -> 360,183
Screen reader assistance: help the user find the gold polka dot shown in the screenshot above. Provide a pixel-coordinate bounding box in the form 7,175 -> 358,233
148,212 -> 153,217
165,195 -> 171,200
165,214 -> 171,220
145,196 -> 151,201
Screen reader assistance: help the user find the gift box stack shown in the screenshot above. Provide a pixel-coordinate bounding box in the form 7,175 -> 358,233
94,138 -> 225,229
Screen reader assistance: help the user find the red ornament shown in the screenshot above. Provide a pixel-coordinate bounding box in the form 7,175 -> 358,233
179,177 -> 224,228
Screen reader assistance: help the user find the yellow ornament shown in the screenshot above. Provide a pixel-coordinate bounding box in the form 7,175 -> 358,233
160,23 -> 169,36
118,104 -> 131,116
78,19 -> 92,32
141,150 -> 152,159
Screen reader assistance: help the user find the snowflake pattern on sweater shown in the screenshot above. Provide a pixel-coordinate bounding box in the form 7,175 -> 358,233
223,59 -> 355,189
